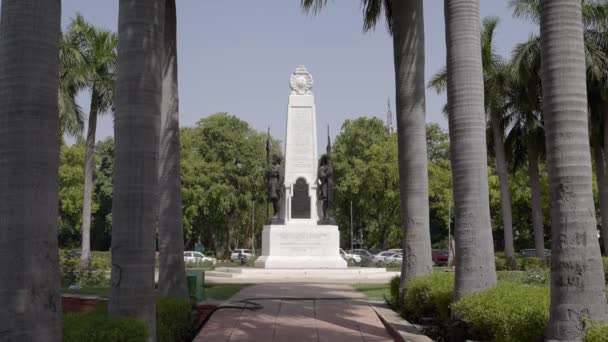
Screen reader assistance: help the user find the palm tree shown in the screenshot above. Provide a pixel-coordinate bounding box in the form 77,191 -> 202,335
444,0 -> 497,300
0,0 -> 63,340
503,50 -> 547,259
64,15 -> 118,268
510,0 -> 608,258
158,0 -> 188,299
430,17 -> 516,265
537,0 -> 608,338
301,0 -> 433,292
109,0 -> 165,339
59,32 -> 87,139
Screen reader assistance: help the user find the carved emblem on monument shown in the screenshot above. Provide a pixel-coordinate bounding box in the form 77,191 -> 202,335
291,177 -> 311,218
289,65 -> 313,95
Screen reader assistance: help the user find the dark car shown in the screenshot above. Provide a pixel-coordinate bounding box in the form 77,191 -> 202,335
432,249 -> 449,266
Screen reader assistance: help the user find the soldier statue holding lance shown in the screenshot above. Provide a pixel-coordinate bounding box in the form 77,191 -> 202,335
318,126 -> 336,225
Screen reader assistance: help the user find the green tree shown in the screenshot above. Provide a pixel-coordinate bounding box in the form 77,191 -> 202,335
158,0 -> 188,299
63,15 -> 118,267
332,118 -> 400,250
426,123 -> 453,246
0,0 -> 63,339
91,138 -> 114,251
58,142 -> 86,247
302,0 -> 433,293
109,0 -> 164,338
537,0 -> 608,338
180,113 -> 279,257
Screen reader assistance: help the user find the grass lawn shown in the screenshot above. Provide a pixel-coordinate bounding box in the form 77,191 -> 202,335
62,283 -> 249,301
204,283 -> 250,301
352,283 -> 390,301
63,287 -> 110,297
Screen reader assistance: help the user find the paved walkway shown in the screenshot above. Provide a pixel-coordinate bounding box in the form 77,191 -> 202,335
195,283 -> 393,342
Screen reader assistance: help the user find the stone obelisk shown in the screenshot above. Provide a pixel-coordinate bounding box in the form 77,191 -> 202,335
254,66 -> 346,269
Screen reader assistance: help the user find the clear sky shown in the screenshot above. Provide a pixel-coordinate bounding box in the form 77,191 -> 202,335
52,1 -> 536,148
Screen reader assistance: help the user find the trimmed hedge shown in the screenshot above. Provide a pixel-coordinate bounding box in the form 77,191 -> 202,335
585,321 -> 608,342
519,257 -> 547,271
157,297 -> 193,342
452,284 -> 549,342
401,272 -> 454,323
63,305 -> 148,342
64,298 -> 194,342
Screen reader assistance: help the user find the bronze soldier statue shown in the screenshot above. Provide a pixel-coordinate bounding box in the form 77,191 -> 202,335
266,154 -> 284,224
317,154 -> 335,224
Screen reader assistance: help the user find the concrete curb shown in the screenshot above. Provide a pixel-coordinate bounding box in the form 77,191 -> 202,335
370,303 -> 433,342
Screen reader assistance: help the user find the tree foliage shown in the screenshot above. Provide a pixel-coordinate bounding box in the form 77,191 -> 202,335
180,113 -> 280,257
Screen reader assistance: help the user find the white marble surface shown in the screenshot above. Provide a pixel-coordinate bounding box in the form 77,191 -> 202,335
254,224 -> 347,269
284,65 -> 319,223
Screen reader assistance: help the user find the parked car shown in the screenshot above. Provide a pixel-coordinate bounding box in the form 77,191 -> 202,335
519,248 -> 551,258
372,251 -> 398,265
340,248 -> 362,263
349,249 -> 373,262
384,253 -> 402,264
230,249 -> 255,262
432,249 -> 449,266
387,248 -> 402,254
184,251 -> 217,265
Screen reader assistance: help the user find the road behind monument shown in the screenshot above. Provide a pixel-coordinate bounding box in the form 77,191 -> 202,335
195,283 -> 393,342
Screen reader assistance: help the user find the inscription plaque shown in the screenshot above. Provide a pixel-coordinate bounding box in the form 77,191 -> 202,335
291,178 -> 311,218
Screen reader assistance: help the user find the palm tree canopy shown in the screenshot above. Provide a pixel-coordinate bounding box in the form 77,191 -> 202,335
300,0 -> 393,33
59,32 -> 87,138
66,13 -> 117,115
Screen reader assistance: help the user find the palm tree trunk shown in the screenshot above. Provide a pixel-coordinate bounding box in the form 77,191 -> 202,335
0,1 -> 62,340
110,1 -> 165,340
540,0 -> 608,339
490,111 -> 515,263
527,136 -> 545,259
444,0 -> 497,301
594,145 -> 608,256
158,0 -> 188,300
80,96 -> 99,268
392,0 -> 433,295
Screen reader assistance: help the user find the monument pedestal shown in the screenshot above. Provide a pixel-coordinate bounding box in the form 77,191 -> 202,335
254,224 -> 347,269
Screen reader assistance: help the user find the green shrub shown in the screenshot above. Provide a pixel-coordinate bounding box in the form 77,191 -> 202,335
63,305 -> 148,342
59,250 -> 108,287
519,257 -> 547,271
156,297 -> 193,342
585,320 -> 608,342
521,267 -> 549,285
496,271 -> 524,284
495,257 -> 509,271
402,272 -> 454,323
452,284 -> 549,342
385,275 -> 401,309
185,260 -> 215,270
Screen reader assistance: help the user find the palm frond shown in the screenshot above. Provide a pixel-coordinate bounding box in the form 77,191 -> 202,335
300,0 -> 329,15
428,67 -> 447,94
509,0 -> 540,24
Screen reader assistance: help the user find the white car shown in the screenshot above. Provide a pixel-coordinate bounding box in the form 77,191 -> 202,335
184,251 -> 216,265
373,251 -> 398,264
230,249 -> 255,262
340,248 -> 362,263
384,253 -> 402,264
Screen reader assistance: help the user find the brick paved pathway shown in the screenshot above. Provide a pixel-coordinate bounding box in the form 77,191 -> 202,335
195,283 -> 393,342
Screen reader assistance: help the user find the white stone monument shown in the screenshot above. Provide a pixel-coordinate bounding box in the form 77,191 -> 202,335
254,66 -> 347,269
